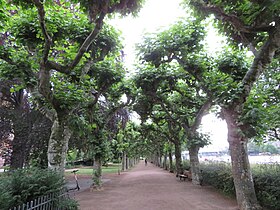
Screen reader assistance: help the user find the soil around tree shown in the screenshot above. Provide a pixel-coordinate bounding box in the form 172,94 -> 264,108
73,161 -> 238,210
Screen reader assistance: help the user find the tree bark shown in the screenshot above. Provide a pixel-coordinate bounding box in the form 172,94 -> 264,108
93,156 -> 102,188
189,145 -> 202,185
129,158 -> 132,168
125,155 -> 129,170
121,152 -> 126,171
168,149 -> 173,172
158,150 -> 162,167
47,118 -> 71,174
10,135 -> 26,169
222,107 -> 262,210
10,108 -> 31,169
163,152 -> 168,170
155,153 -> 159,166
174,141 -> 183,175
10,118 -> 29,169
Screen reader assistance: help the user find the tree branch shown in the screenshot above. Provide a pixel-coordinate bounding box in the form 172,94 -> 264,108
32,0 -> 54,102
191,98 -> 212,132
106,94 -> 133,124
69,12 -> 106,69
242,23 -> 280,98
192,2 -> 274,51
174,56 -> 212,97
32,0 -> 52,63
109,0 -> 129,13
195,4 -> 247,30
0,52 -> 17,66
46,61 -> 71,74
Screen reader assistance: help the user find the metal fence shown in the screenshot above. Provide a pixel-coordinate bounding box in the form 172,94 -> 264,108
10,190 -> 69,210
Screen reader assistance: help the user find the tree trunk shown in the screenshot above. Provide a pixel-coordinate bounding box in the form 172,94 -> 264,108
154,154 -> 157,166
10,134 -> 26,169
155,153 -> 159,166
93,156 -> 102,188
163,152 -> 168,170
158,150 -> 162,167
10,127 -> 28,169
127,157 -> 129,169
130,158 -> 133,167
189,145 -> 202,185
47,118 -> 71,174
10,111 -> 30,169
223,107 -> 262,210
174,141 -> 183,176
122,152 -> 126,171
168,150 -> 173,172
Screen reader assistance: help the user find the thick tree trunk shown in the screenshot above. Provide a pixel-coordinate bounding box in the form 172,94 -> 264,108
189,145 -> 202,185
10,111 -> 30,169
10,132 -> 27,169
47,118 -> 71,174
93,156 -> 102,188
174,141 -> 183,176
10,135 -> 26,169
223,108 -> 262,210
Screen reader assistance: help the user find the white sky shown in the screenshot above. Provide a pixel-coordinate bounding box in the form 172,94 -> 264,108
110,0 -> 186,69
199,113 -> 228,151
110,0 -> 229,151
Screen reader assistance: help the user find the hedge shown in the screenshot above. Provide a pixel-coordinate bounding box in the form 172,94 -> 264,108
182,160 -> 280,210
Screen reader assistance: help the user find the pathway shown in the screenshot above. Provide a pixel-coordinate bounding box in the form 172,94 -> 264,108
75,161 -> 238,210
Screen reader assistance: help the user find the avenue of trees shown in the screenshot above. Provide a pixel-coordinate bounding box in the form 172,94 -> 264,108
0,1 -> 279,210
0,0 -> 145,188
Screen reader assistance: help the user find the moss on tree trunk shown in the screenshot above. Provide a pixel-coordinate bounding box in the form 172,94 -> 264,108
93,156 -> 102,189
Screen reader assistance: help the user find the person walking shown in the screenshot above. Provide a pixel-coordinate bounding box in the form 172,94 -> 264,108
145,159 -> 147,166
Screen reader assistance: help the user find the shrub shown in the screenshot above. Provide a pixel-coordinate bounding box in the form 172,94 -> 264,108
0,168 -> 78,210
57,198 -> 79,210
252,163 -> 280,210
200,161 -> 235,195
182,160 -> 191,170
200,161 -> 280,210
165,160 -> 176,172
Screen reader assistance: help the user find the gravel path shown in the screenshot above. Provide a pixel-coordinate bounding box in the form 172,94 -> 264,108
75,161 -> 238,210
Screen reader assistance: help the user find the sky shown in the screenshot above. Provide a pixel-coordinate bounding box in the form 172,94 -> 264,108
110,0 -> 186,69
199,113 -> 228,151
110,0 -> 229,151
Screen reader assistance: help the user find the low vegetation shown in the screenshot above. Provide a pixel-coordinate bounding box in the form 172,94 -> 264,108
252,164 -> 280,210
65,163 -> 121,176
0,168 -> 78,210
183,161 -> 280,210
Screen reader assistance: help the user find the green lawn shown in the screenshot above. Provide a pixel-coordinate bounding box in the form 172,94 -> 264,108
65,163 -> 121,176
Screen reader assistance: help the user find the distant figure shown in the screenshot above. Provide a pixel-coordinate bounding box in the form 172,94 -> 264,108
145,159 -> 147,166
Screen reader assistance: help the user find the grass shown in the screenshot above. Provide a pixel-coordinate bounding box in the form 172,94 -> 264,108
65,163 -> 121,176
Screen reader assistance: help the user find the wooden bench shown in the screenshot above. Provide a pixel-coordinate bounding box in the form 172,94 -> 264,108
178,170 -> 192,181
178,174 -> 188,181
